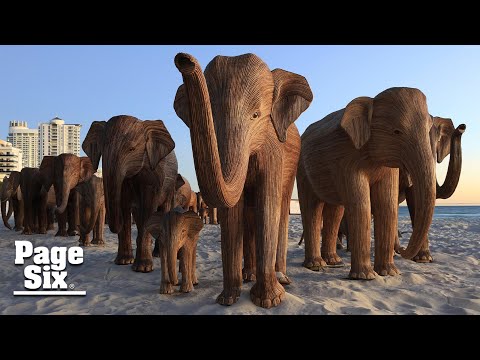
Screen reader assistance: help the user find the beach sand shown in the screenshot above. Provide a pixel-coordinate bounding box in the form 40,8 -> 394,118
0,215 -> 479,315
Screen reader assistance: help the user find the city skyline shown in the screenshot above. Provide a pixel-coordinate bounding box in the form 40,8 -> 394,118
0,45 -> 478,204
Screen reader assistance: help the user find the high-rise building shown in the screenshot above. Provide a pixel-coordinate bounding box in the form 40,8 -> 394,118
0,139 -> 23,182
7,121 -> 39,168
38,117 -> 82,163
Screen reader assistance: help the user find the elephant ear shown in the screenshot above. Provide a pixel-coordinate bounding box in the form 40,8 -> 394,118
145,211 -> 165,240
433,116 -> 455,162
340,97 -> 374,149
174,84 -> 191,128
143,120 -> 175,171
79,157 -> 94,183
271,69 -> 313,142
11,173 -> 21,193
175,174 -> 186,191
39,156 -> 55,188
183,210 -> 203,238
82,121 -> 106,171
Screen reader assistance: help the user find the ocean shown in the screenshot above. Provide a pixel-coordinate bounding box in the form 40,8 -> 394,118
399,206 -> 480,218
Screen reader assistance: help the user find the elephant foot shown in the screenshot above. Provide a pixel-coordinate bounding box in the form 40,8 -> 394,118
412,249 -> 434,263
131,258 -> 154,273
374,262 -> 401,276
276,271 -> 291,286
55,229 -> 68,237
180,281 -> 194,293
91,238 -> 105,246
38,229 -> 47,235
22,229 -> 34,235
160,282 -> 174,294
349,264 -> 376,280
216,287 -> 241,306
250,279 -> 285,309
79,240 -> 92,247
192,274 -> 198,286
114,253 -> 134,265
242,268 -> 256,283
14,226 -> 23,232
303,256 -> 327,271
47,225 -> 55,231
67,230 -> 78,236
322,252 -> 344,268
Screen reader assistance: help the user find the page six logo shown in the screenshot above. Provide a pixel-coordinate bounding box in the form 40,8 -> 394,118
13,241 -> 86,296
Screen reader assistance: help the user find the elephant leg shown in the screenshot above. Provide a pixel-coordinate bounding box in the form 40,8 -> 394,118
38,194 -> 48,234
371,169 -> 401,276
275,196 -> 292,285
47,207 -> 55,231
242,203 -> 256,283
216,196 -> 244,306
55,211 -> 68,237
192,236 -> 199,285
406,185 -> 433,263
211,207 -> 218,225
298,170 -> 325,271
13,198 -> 24,232
92,204 -> 105,246
79,206 -> 92,246
321,203 -> 345,267
115,187 -> 134,265
22,198 -> 33,235
132,186 -> 158,273
344,174 -> 375,280
159,242 -> 174,294
67,194 -> 78,236
250,160 -> 285,309
180,247 -> 194,293
33,201 -> 39,233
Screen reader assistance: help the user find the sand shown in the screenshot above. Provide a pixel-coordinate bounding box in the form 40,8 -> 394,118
0,214 -> 479,315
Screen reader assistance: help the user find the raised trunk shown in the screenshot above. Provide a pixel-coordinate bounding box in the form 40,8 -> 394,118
399,147 -> 436,259
168,245 -> 178,286
436,124 -> 465,199
175,53 -> 249,208
2,200 -> 12,230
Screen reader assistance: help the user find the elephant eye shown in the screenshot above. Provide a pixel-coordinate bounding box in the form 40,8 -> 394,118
393,129 -> 402,135
129,146 -> 135,152
252,111 -> 261,119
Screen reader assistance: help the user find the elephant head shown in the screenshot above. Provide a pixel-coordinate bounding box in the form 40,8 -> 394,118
53,154 -> 94,214
339,87 -> 436,259
145,209 -> 203,286
174,53 -> 313,208
1,177 -> 13,229
82,116 -> 175,233
431,117 -> 466,199
174,174 -> 190,209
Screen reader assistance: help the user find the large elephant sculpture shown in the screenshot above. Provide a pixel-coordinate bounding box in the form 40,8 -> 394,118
76,175 -> 106,246
174,52 -> 313,308
396,116 -> 466,262
146,209 -> 203,294
298,87 -> 436,279
1,177 -> 14,229
1,171 -> 24,231
53,154 -> 93,237
82,115 -> 177,273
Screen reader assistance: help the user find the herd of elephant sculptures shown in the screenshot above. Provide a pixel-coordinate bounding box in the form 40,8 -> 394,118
0,52 -> 466,309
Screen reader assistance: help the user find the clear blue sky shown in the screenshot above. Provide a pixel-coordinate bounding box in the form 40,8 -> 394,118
1,45 -> 478,204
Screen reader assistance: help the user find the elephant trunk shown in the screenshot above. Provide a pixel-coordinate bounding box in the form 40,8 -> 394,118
55,180 -> 72,215
174,53 -> 249,208
2,200 -> 12,230
436,124 -> 465,199
103,167 -> 124,234
168,244 -> 178,286
399,144 -> 436,259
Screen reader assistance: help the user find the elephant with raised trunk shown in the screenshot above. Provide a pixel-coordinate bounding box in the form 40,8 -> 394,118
2,171 -> 24,231
82,115 -> 177,273
298,87 -> 436,279
395,116 -> 466,262
53,154 -> 93,237
146,209 -> 203,294
174,52 -> 313,308
76,175 -> 106,246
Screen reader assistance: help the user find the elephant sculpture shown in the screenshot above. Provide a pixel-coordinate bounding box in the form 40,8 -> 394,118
174,175 -> 198,213
82,115 -> 177,273
1,177 -> 14,229
76,175 -> 106,246
53,154 -> 93,237
145,209 -> 203,294
297,87 -> 436,279
1,171 -> 24,231
174,52 -> 313,308
196,192 -> 217,224
395,116 -> 466,262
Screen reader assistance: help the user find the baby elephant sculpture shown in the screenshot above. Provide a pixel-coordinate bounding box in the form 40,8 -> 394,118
76,175 -> 106,246
146,209 -> 203,294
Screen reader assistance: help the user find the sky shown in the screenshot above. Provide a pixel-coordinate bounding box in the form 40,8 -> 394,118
0,45 -> 478,205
